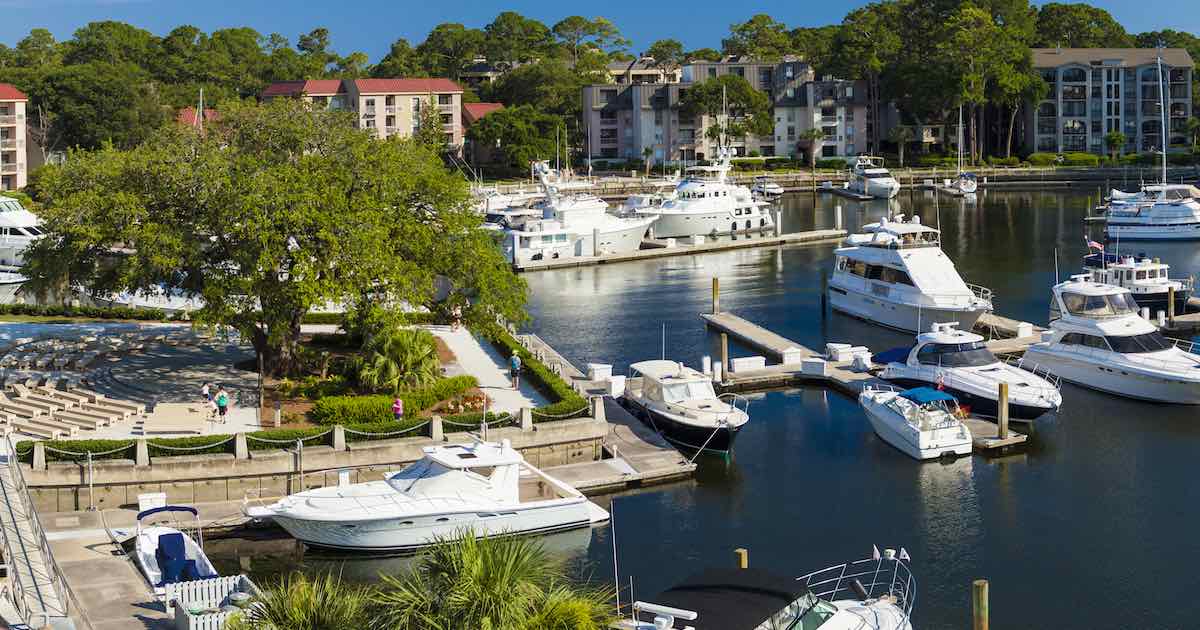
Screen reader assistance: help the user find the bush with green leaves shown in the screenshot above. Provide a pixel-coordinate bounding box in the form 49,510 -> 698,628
1060,152 -> 1100,167
226,571 -> 374,630
310,376 -> 478,426
349,327 -> 441,395
1026,152 -> 1058,166
491,330 -> 588,419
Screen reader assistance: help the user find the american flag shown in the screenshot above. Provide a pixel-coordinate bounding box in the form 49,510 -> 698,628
1085,234 -> 1104,252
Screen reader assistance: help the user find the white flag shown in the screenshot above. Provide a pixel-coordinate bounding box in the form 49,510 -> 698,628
899,548 -> 911,562
872,545 -> 881,561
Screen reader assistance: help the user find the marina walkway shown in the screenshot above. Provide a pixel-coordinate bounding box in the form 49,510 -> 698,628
428,325 -> 545,414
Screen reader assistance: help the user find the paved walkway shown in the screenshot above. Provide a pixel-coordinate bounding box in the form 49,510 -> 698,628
0,442 -> 68,627
427,325 -> 546,414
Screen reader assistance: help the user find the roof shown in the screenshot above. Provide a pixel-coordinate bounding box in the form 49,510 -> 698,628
1057,277 -> 1130,296
917,324 -> 984,345
630,360 -> 705,382
352,78 -> 462,95
175,107 -> 219,126
462,102 -> 503,126
261,79 -> 345,98
422,441 -> 523,469
1032,48 -> 1194,68
0,83 -> 28,101
646,568 -> 809,630
900,387 -> 958,405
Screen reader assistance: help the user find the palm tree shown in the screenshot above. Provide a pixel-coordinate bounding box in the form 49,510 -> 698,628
372,532 -> 613,630
799,128 -> 826,169
226,572 -> 373,630
352,327 -> 440,395
1187,117 -> 1200,153
642,146 -> 654,176
1104,131 -> 1128,161
888,125 -> 915,167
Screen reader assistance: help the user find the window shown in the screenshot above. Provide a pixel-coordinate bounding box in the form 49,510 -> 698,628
845,86 -> 853,98
759,68 -> 773,86
732,67 -> 744,78
438,94 -> 453,105
365,98 -> 375,107
786,88 -> 795,99
661,380 -> 717,403
708,68 -> 717,78
879,266 -> 913,286
916,342 -> 997,367
386,115 -> 395,127
365,119 -> 376,128
787,126 -> 796,140
822,145 -> 837,157
600,109 -> 617,121
441,113 -> 452,126
385,95 -> 395,106
1061,68 -> 1087,82
849,260 -> 868,277
600,89 -> 617,104
600,128 -> 618,140
1061,292 -> 1137,317
1061,85 -> 1087,100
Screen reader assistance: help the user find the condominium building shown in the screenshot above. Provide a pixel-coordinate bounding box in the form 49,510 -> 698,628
583,56 -> 870,163
607,57 -> 682,84
1026,48 -> 1194,155
262,78 -> 464,155
0,83 -> 28,191
462,102 -> 504,165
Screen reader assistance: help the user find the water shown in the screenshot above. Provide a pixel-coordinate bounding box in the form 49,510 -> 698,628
213,188 -> 1200,629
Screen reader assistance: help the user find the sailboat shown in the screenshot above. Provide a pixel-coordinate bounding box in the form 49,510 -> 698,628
953,105 -> 977,194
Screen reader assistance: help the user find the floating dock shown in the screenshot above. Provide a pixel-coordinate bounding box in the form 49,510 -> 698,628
514,229 -> 846,272
700,310 -> 1028,452
818,184 -> 875,201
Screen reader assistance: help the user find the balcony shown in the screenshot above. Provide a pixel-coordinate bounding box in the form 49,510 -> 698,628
363,108 -> 376,117
0,139 -> 19,150
0,163 -> 18,174
0,115 -> 16,126
385,126 -> 398,135
385,106 -> 397,114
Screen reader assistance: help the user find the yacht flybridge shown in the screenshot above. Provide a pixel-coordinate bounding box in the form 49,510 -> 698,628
829,214 -> 994,333
1082,251 -> 1192,313
620,360 -> 750,453
1021,275 -> 1200,403
846,156 -> 901,199
244,440 -> 610,552
876,322 -> 1061,421
635,148 -> 774,238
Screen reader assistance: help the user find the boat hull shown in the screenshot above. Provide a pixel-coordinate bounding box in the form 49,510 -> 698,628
861,400 -> 972,460
828,284 -> 986,333
1105,221 -> 1200,241
847,179 -> 900,199
1022,346 -> 1200,404
1128,288 -> 1192,314
621,399 -> 742,453
881,377 -> 1053,421
646,211 -> 774,239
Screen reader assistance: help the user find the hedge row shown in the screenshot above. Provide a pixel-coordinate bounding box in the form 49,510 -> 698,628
309,375 -> 478,426
490,329 -> 588,420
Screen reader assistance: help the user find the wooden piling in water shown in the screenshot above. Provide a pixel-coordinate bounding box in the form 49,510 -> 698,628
997,382 -> 1009,440
972,579 -> 989,630
712,277 -> 720,314
735,548 -> 749,569
1168,285 -> 1176,325
721,333 -> 729,377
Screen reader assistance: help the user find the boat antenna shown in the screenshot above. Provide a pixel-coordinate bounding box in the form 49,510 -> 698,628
1156,44 -> 1168,196
661,322 -> 666,360
611,498 -> 621,617
1054,247 -> 1059,283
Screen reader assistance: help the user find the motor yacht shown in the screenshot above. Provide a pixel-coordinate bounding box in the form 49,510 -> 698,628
829,214 -> 993,333
0,195 -> 42,270
1082,251 -> 1192,313
1021,275 -> 1200,403
634,148 -> 774,238
620,360 -> 749,453
1106,183 -> 1200,207
624,547 -> 915,630
846,156 -> 901,199
859,386 -> 973,460
876,322 -> 1061,421
244,440 -> 610,552
751,175 -> 785,198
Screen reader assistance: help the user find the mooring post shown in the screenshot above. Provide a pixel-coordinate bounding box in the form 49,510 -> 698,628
32,442 -> 45,471
721,333 -> 729,377
712,277 -> 720,314
972,579 -> 989,630
734,548 -> 749,569
997,382 -> 1009,440
1168,285 -> 1176,325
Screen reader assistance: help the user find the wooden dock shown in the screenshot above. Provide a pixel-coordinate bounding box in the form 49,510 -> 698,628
700,310 -> 1027,452
514,229 -> 846,272
818,184 -> 875,201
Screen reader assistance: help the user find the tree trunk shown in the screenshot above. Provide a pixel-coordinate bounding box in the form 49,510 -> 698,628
1006,104 -> 1018,159
251,310 -> 306,377
899,141 -> 905,168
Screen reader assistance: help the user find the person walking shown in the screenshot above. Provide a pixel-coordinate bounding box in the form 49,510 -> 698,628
392,397 -> 405,421
215,386 -> 229,424
201,382 -> 211,402
509,353 -> 522,389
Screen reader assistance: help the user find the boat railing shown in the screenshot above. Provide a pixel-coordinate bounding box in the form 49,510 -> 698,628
717,393 -> 750,419
796,552 -> 916,617
966,283 -> 994,303
1001,356 -> 1063,391
1035,340 -> 1200,372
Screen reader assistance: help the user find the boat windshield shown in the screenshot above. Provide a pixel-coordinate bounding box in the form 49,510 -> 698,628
863,172 -> 893,179
782,593 -> 839,630
1105,332 -> 1175,354
661,380 -> 717,403
1061,291 -> 1138,318
916,341 -> 997,367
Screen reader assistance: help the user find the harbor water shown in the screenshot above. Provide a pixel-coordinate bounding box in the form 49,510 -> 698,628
213,188 -> 1200,629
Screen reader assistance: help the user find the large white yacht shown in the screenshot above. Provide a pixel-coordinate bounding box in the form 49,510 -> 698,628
634,148 -> 773,238
620,360 -> 750,453
0,195 -> 42,270
829,214 -> 993,333
877,322 -> 1061,421
1082,250 -> 1191,313
846,156 -> 901,199
859,385 -> 973,460
245,440 -> 610,552
504,163 -> 656,265
1021,275 -> 1200,403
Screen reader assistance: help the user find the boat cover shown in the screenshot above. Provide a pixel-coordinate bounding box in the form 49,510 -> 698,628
648,568 -> 810,630
900,387 -> 957,404
873,346 -> 912,365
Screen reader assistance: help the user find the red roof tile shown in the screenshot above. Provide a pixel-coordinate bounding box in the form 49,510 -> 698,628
261,79 -> 345,98
462,102 -> 503,126
352,78 -> 462,94
0,83 -> 28,101
176,107 -> 220,126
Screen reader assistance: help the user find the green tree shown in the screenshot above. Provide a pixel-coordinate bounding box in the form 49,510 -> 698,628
371,533 -> 613,630
889,125 -> 915,166
297,27 -> 338,76
939,3 -> 1006,163
417,24 -> 485,80
484,12 -> 554,70
1034,3 -> 1133,48
14,28 -> 63,68
789,25 -> 840,74
828,3 -> 902,153
1104,130 -> 1128,160
800,127 -> 826,168
413,100 -> 449,152
722,14 -> 792,60
62,21 -> 160,67
551,16 -> 629,64
227,572 -> 372,630
372,38 -> 425,78
467,104 -> 560,172
645,39 -> 685,70
35,61 -> 166,149
1185,117 -> 1200,153
679,74 -> 773,147
24,99 -> 525,375
352,327 -> 440,394
642,146 -> 654,175
684,48 -> 722,62
485,59 -> 596,121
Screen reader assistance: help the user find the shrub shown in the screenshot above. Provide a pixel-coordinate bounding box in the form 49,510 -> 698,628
245,427 -> 333,450
1026,152 -> 1058,166
148,435 -> 238,456
277,375 -> 351,399
310,375 -> 478,425
916,155 -> 959,168
20,438 -> 137,462
300,312 -> 344,325
986,156 -> 1020,167
0,303 -> 177,321
490,330 -> 588,419
815,158 -> 848,170
1061,152 -> 1100,167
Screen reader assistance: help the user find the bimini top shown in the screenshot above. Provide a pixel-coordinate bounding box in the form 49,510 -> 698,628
630,360 -> 706,382
420,441 -> 523,469
647,568 -> 810,630
900,387 -> 958,405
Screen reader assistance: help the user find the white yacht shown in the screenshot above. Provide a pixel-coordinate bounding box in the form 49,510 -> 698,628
859,385 -> 973,460
620,360 -> 749,453
1082,250 -> 1192,313
877,322 -> 1061,421
0,195 -> 42,270
133,505 -> 219,598
829,214 -> 993,333
1021,275 -> 1200,403
244,440 -> 610,552
846,156 -> 901,199
634,148 -> 774,238
505,163 -> 656,265
627,547 -> 916,630
751,175 -> 785,198
1107,183 -> 1200,207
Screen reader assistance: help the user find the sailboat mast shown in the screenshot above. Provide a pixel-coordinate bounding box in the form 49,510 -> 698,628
1156,49 -> 1168,195
957,104 -> 963,173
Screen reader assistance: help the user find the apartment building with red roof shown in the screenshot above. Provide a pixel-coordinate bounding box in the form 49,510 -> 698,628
0,83 -> 28,190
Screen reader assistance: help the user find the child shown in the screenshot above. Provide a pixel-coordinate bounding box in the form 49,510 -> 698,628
392,397 -> 405,421
201,382 -> 211,402
215,387 -> 229,424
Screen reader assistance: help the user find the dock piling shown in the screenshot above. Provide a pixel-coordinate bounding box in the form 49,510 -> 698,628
1168,286 -> 1176,325
735,548 -> 749,569
997,382 -> 1009,440
972,579 -> 990,630
720,333 -> 729,379
712,277 -> 720,314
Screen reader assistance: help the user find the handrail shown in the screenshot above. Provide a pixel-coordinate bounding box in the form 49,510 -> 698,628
795,553 -> 916,617
1029,338 -> 1200,373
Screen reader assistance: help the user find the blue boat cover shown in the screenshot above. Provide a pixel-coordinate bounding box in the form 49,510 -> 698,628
872,346 -> 912,365
900,387 -> 957,404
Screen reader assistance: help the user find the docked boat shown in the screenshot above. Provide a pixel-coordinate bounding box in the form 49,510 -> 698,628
634,148 -> 774,238
751,176 -> 785,198
846,156 -> 901,199
625,546 -> 915,630
0,195 -> 43,270
1021,275 -> 1200,403
829,214 -> 993,333
620,360 -> 749,453
859,386 -> 973,460
133,506 -> 220,599
1082,251 -> 1192,313
876,323 -> 1061,421
244,439 -> 610,552
951,106 -> 977,195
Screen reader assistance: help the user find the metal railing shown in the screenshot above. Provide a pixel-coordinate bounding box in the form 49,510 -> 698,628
1027,337 -> 1200,373
2,436 -> 94,629
797,551 -> 916,617
1001,356 -> 1063,391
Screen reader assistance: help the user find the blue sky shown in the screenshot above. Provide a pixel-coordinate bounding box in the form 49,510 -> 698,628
1,0 -> 1194,61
